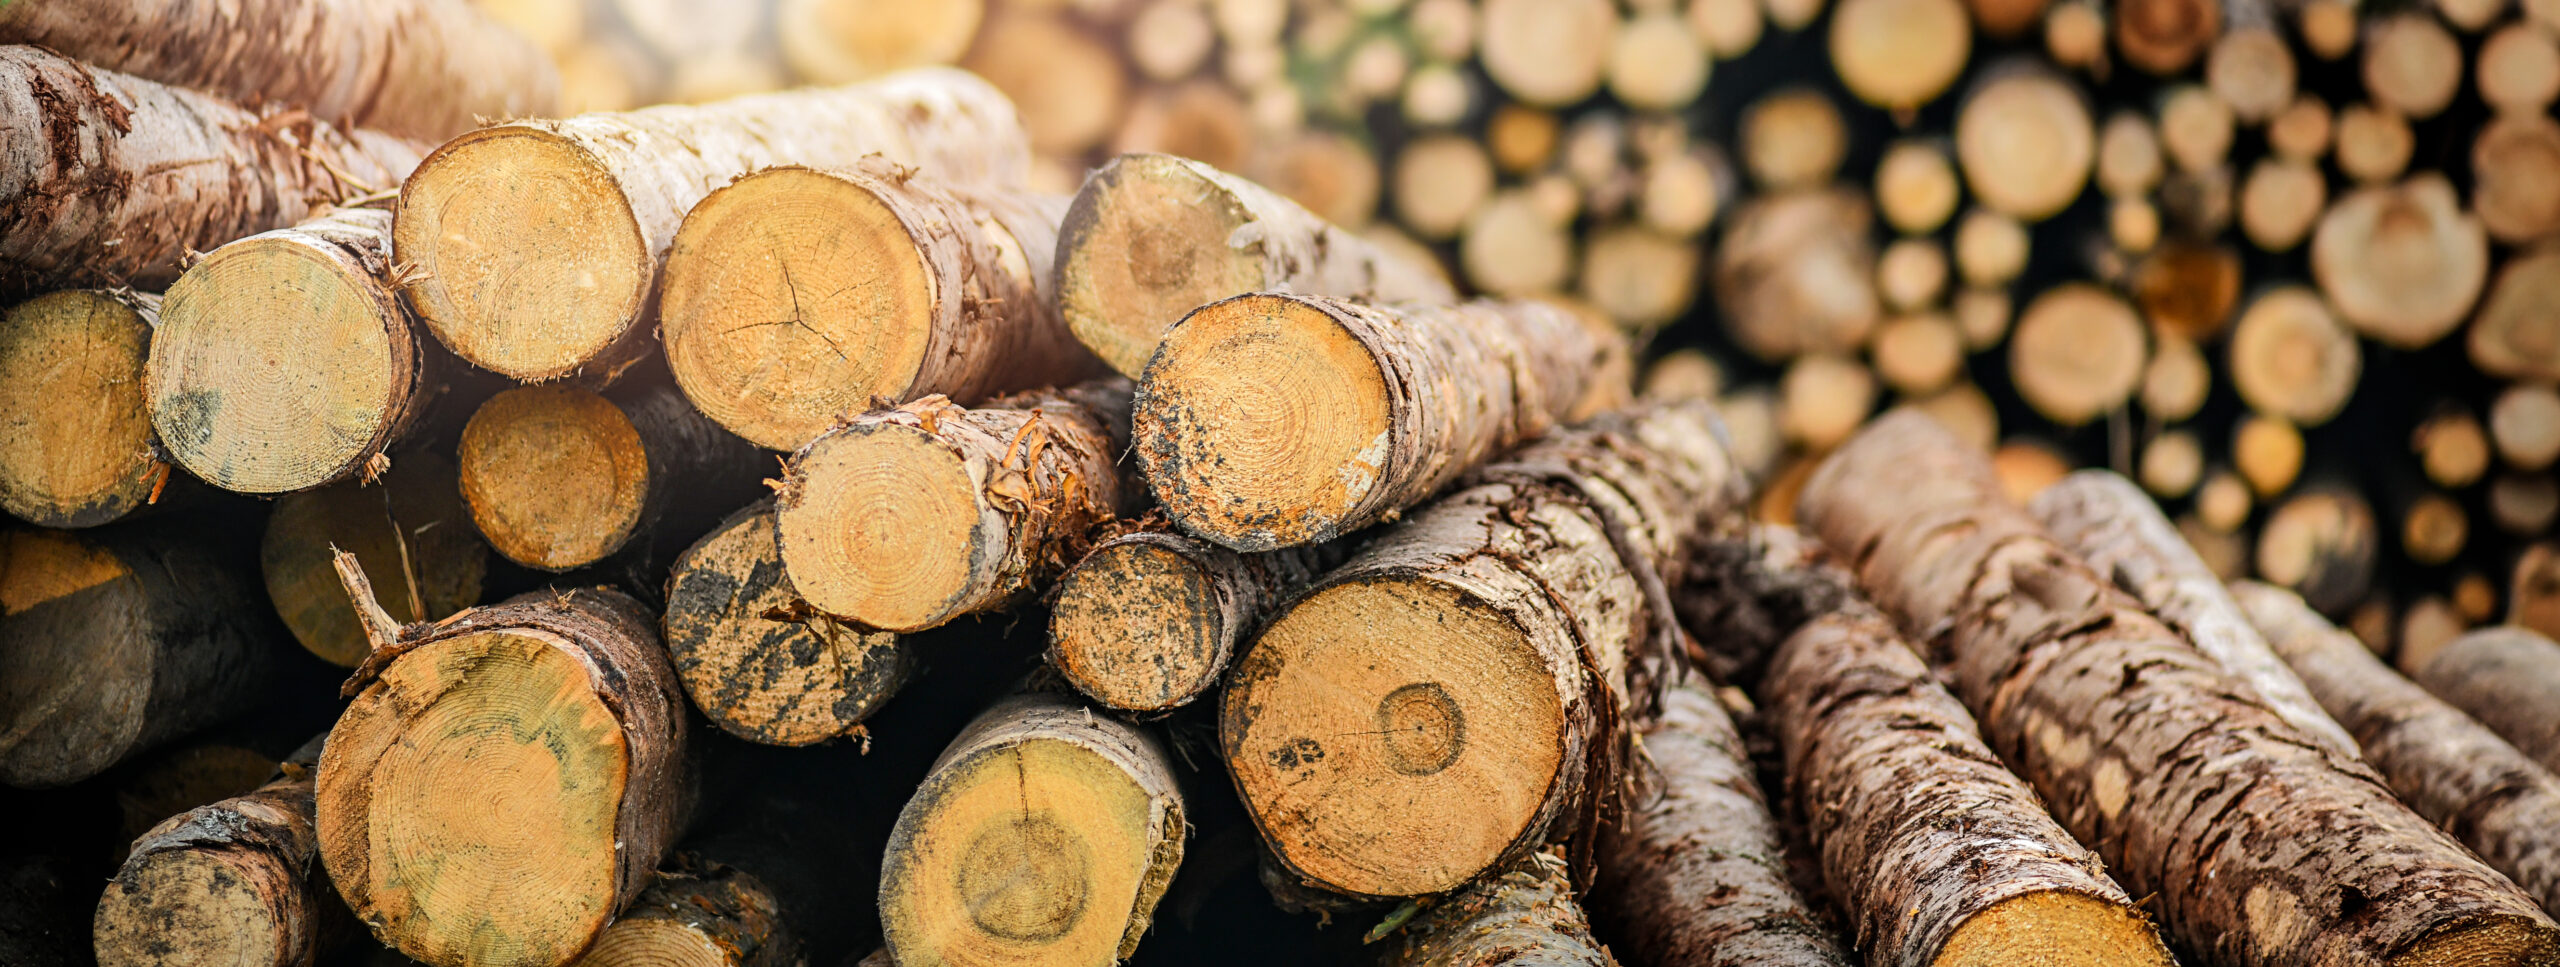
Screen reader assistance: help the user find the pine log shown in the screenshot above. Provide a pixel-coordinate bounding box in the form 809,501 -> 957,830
2401,494 -> 2468,566
1638,147 -> 1726,238
2234,414 -> 2306,497
260,450 -> 485,667
2228,286 -> 2361,426
1459,187 -> 1575,296
1381,851 -> 1614,966
2480,23 -> 2560,112
1135,294 -> 1623,552
1223,401 -> 1745,898
2365,14 -> 2464,118
393,68 -> 1028,382
2239,157 -> 2326,251
2115,0 -> 2219,73
320,584 -> 690,967
1056,153 -> 1456,380
1717,187 -> 1882,359
1780,354 -> 1880,450
878,690 -> 1184,966
1478,0 -> 1617,107
2009,283 -> 2147,426
2255,487 -> 2377,615
1955,67 -> 2096,220
1798,409 -> 2560,967
1116,80 -> 1256,173
662,160 -> 1097,451
2045,2 -> 2108,71
1831,0 -> 1973,112
778,0 -> 984,85
2312,175 -> 2487,349
1393,135 -> 1496,241
2097,112 -> 2165,198
2514,543 -> 2560,640
2470,247 -> 2560,383
2411,626 -> 2560,766
778,381 -> 1133,632
664,502 -> 909,747
1609,10 -> 1711,111
1877,140 -> 1961,234
0,523 -> 277,789
1049,529 -> 1344,712
0,290 -> 165,528
459,381 -> 765,572
2492,384 -> 2560,470
0,46 -> 424,301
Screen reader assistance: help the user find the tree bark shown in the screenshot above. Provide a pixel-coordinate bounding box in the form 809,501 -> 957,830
259,449 -> 485,668
459,379 -> 767,573
0,289 -> 166,528
1049,528 -> 1346,712
2408,626 -> 2560,776
1378,850 -> 1615,967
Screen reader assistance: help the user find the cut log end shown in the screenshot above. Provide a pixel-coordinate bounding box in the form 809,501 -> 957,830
2398,917 -> 2560,967
778,422 -> 996,632
665,506 -> 907,746
1057,155 -> 1273,378
458,386 -> 651,571
0,292 -> 162,529
1051,540 -> 1227,712
94,848 -> 297,967
262,454 -> 485,667
1940,887 -> 2170,967
571,915 -> 737,967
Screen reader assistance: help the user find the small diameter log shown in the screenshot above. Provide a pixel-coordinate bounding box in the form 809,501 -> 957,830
1381,851 -> 1613,967
2480,23 -> 2560,112
2235,414 -> 2306,497
1956,68 -> 2096,221
0,0 -> 556,143
0,47 -> 424,300
2255,487 -> 2378,615
1393,136 -> 1495,241
2413,409 -> 2491,489
394,68 -> 1029,382
1589,683 -> 1855,967
2010,283 -> 2147,426
2493,384 -> 2560,470
2310,174 -> 2488,350
1579,226 -> 1702,329
1954,209 -> 2030,288
777,382 -> 1133,632
0,524 -> 275,788
878,691 -> 1184,966
261,450 -> 485,668
2228,286 -> 2361,426
1829,0 -> 1973,113
2269,97 -> 2334,160
2240,158 -> 2326,251
2491,473 -> 2560,534
664,502 -> 908,747
1781,354 -> 1880,451
1769,611 -> 2173,967
0,290 -> 165,528
2238,582 -> 2560,915
2159,85 -> 2236,174
1478,0 -> 1618,107
1224,401 -> 1745,898
2364,14 -> 2464,119
1135,294 -> 1622,552
1878,140 -> 1961,234
1609,11 -> 1711,111
662,160 -> 1099,452
2098,112 -> 2165,199
2045,2 -> 2108,71
2143,335 -> 2212,422
778,0 -> 985,85
2513,544 -> 2560,639
1055,153 -> 1457,380
570,855 -> 797,967
2335,105 -> 2416,185
960,7 -> 1122,158
2411,626 -> 2560,771
2142,430 -> 2205,498
2473,116 -> 2560,245
320,585 -> 690,967
2032,470 -> 2361,757
1798,410 -> 2560,967
2402,494 -> 2468,566
149,207 -> 432,495
1459,187 -> 1574,297
2207,27 -> 2297,122
459,381 -> 762,572
1717,187 -> 1882,360
2115,0 -> 2219,74
2131,243 -> 2242,342
2471,247 -> 2560,383
1050,530 -> 1344,713
94,737 -> 353,967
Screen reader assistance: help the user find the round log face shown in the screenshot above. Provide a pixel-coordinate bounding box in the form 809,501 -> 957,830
1050,541 -> 1222,712
776,422 -> 991,632
1936,891 -> 2172,967
1057,155 -> 1268,378
665,507 -> 905,745
572,917 -> 733,967
0,528 -> 148,788
0,292 -> 160,528
94,850 -> 289,967
459,385 -> 652,571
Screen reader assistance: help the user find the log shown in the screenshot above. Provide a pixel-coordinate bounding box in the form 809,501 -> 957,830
260,450 -> 485,667
1589,683 -> 1855,967
663,502 -> 910,747
2269,96 -> 2333,160
1877,139 -> 1961,234
1056,153 -> 1458,379
2299,0 -> 2358,58
2479,23 -> 2560,112
1579,225 -> 1701,329
0,46 -> 424,300
960,8 -> 1125,158
1955,67 -> 2096,220
1377,854 -> 1615,967
2473,116 -> 2560,245
2255,487 -> 2377,615
2207,27 -> 2296,122
1134,294 -> 1622,552
0,522 -> 277,788
1768,610 -> 2173,967
2334,104 -> 2415,184
1488,104 -> 1561,175
2312,174 -> 2488,349
393,68 -> 1029,382
2239,157 -> 2326,251
1115,80 -> 1255,173
2114,0 -> 2219,74
2235,414 -> 2305,497
1743,88 -> 1849,190
1223,401 -> 1745,898
1478,0 -> 1617,107
2412,623 -> 2560,766
458,381 -> 765,572
2111,196 -> 2163,252
2514,543 -> 2560,640
2160,85 -> 2236,174
2492,383 -> 2560,470
1717,187 -> 1882,359
778,0 -> 985,85
2365,14 -> 2464,118
1609,10 -> 1711,111
2454,573 -> 2500,623
0,0 -> 557,143
1692,0 -> 1768,53
778,381 -> 1134,632
570,855 -> 797,967
662,159 -> 1099,452
2130,242 -> 2241,342
2197,468 -> 2254,533
2470,247 -> 2560,383
320,584 -> 690,967
1954,286 -> 2012,350
2159,164 -> 2237,237
1913,382 -> 2001,450
2236,582 -> 2560,917
1991,439 -> 2074,504
1954,209 -> 2030,287
1830,0 -> 1972,112
2228,285 -> 2361,426
1393,135 -> 1496,241
1781,353 -> 1880,450
1459,187 -> 1575,297
2141,333 -> 2211,421
2491,473 -> 2560,534
1872,311 -> 1965,395
2139,429 -> 2202,497
1049,529 -> 1344,712
2009,283 -> 2147,426
1638,147 -> 1726,238
2401,494 -> 2468,566
1878,238 -> 1950,312
877,691 -> 1184,966
0,290 -> 165,528
2097,111 -> 2165,198
1797,409 -> 2560,967
2045,1 -> 2108,71
2399,596 -> 2470,673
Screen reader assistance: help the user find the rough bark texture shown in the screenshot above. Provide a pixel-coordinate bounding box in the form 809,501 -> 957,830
1671,524 -> 1855,690
0,288 -> 166,529
1589,682 -> 1856,967
1136,293 -> 1626,552
1768,610 -> 2172,967
1797,408 -> 2560,967
2237,581 -> 2560,916
1048,528 -> 1346,712
2031,470 -> 2362,757
572,855 -> 798,967
1379,851 -> 1616,967
0,0 -> 558,143
1223,400 -> 1747,899
0,47 -> 425,299
2409,626 -> 2560,777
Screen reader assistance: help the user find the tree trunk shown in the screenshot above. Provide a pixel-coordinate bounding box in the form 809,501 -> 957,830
259,449 -> 486,668
1056,153 -> 1458,379
2408,626 -> 2560,775
1049,528 -> 1345,712
1377,851 -> 1614,967
663,158 -> 1102,452
1223,401 -> 1746,899
0,289 -> 166,528
1798,408 -> 2560,967
777,380 -> 1135,633
458,379 -> 767,573
392,67 -> 1030,382
0,47 -> 425,300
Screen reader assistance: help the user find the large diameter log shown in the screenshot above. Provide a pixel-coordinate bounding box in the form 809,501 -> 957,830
1,523 -> 277,788
1768,611 -> 2173,967
664,502 -> 909,746
393,68 -> 1030,382
2031,470 -> 2360,757
878,691 -> 1184,966
1380,851 -> 1613,967
0,290 -> 165,528
320,586 -> 690,967
261,450 -> 486,667
0,47 -> 425,300
1054,153 -> 1457,379
1798,409 -> 2560,967
1134,294 -> 1623,552
2409,627 -> 2560,775
459,382 -> 765,572
662,160 -> 1101,452
776,382 -> 1133,633
2310,175 -> 2488,349
2236,583 -> 2560,915
1223,401 -> 1746,898
1048,530 -> 1343,712
1590,683 -> 1856,967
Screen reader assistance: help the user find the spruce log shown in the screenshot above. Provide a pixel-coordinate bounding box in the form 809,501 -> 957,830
960,7 -> 1124,158
1478,0 -> 1617,107
2364,14 -> 2463,118
320,584 -> 690,967
1380,851 -> 1613,967
392,68 -> 1029,382
1054,153 -> 1457,379
664,502 -> 909,746
0,290 -> 165,528
662,159 -> 1101,452
777,382 -> 1134,633
2237,583 -> 2560,915
878,691 -> 1184,966
2208,27 -> 2297,122
0,47 -> 424,299
1049,529 -> 1344,712
1743,89 -> 1851,190
2235,414 -> 2307,497
2410,626 -> 2560,775
2310,174 -> 2487,350
1877,140 -> 1961,234
1223,401 -> 1746,898
1797,409 -> 2560,967
261,450 -> 485,667
2239,158 -> 2326,252
1768,610 -> 2173,967
458,381 -> 765,572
